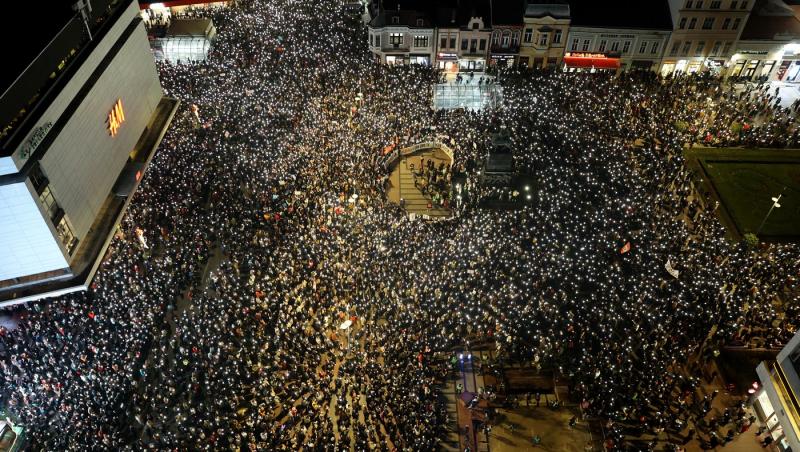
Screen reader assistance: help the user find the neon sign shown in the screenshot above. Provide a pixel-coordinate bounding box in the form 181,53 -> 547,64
107,99 -> 125,137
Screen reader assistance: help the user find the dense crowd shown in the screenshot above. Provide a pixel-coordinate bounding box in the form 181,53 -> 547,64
1,0 -> 799,450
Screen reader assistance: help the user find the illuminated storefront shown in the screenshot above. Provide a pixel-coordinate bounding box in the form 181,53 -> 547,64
562,52 -> 620,73
437,52 -> 459,72
754,331 -> 800,452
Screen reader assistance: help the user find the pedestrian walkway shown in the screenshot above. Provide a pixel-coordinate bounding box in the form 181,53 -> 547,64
388,148 -> 452,217
433,74 -> 502,111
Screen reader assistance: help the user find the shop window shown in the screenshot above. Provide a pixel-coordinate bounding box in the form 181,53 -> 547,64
650,42 -> 659,54
553,30 -> 562,44
722,18 -> 730,29
639,41 -> 648,54
702,17 -> 715,29
524,28 -> 532,43
689,18 -> 697,29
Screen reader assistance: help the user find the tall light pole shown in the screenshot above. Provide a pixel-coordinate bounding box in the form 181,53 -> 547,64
756,188 -> 785,236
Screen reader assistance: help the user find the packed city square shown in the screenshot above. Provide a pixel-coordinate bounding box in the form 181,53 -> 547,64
1,0 -> 800,450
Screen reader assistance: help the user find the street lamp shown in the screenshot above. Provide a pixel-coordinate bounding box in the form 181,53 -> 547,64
756,189 -> 784,236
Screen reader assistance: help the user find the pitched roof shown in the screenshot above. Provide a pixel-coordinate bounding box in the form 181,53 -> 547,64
740,0 -> 800,40
525,1 -> 571,19
568,0 -> 673,30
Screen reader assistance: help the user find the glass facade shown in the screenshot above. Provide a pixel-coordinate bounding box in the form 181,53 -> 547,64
153,36 -> 212,63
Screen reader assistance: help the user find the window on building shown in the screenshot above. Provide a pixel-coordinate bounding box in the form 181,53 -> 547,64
524,28 -> 533,43
38,186 -> 59,222
582,39 -> 591,51
450,36 -> 456,48
679,17 -> 687,29
512,31 -> 520,45
369,34 -> 373,46
598,39 -> 607,52
440,36 -> 447,48
650,41 -> 660,54
702,17 -> 715,29
622,40 -> 631,53
710,0 -> 721,8
730,0 -> 738,8
689,17 -> 697,29
502,31 -> 511,47
670,41 -> 681,56
472,22 -> 479,30
610,41 -> 620,52
392,16 -> 399,25
414,35 -> 428,47
639,41 -> 648,54
416,19 -> 424,27
390,33 -> 403,45
695,41 -> 705,55
682,40 -> 692,55
29,163 -> 49,195
711,41 -> 721,56
375,35 -> 380,47
686,0 -> 693,7
571,37 -> 579,51
722,41 -> 732,55
461,38 -> 468,50
479,39 -> 486,50
56,216 -> 78,254
740,0 -> 747,9
492,31 -> 500,46
733,18 -> 740,29
553,29 -> 562,44
470,39 -> 477,51
722,17 -> 730,29
538,33 -> 548,46
696,0 -> 703,8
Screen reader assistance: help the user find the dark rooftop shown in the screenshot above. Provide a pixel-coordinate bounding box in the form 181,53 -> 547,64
741,0 -> 800,40
0,1 -> 76,98
568,0 -> 673,30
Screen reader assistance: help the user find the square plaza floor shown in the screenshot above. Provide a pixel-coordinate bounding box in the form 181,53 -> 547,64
433,75 -> 503,111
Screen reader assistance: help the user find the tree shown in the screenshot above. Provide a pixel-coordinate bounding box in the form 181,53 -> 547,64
743,233 -> 759,250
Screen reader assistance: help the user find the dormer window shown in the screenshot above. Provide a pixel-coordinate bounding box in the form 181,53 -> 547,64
392,16 -> 400,25
472,22 -> 479,30
416,19 -> 423,27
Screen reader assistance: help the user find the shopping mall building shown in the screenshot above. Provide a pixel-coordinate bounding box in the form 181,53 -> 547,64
0,0 -> 177,305
755,330 -> 800,452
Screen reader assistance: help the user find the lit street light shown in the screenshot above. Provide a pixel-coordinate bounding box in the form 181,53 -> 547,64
755,189 -> 785,237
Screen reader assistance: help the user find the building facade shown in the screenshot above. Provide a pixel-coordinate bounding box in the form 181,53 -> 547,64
755,330 -> 800,452
520,2 -> 571,69
661,0 -> 755,75
0,0 -> 176,305
489,1 -> 526,67
368,1 -> 436,65
455,1 -> 493,72
728,0 -> 800,82
564,28 -> 671,72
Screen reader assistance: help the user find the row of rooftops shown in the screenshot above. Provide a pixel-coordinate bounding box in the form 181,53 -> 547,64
370,0 -> 800,42
369,0 -> 674,30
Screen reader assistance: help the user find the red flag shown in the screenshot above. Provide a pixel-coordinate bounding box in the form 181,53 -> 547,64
620,242 -> 631,254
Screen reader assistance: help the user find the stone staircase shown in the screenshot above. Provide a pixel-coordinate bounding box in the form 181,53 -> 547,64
399,157 -> 451,218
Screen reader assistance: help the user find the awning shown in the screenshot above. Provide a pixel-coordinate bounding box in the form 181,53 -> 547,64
563,55 -> 620,70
